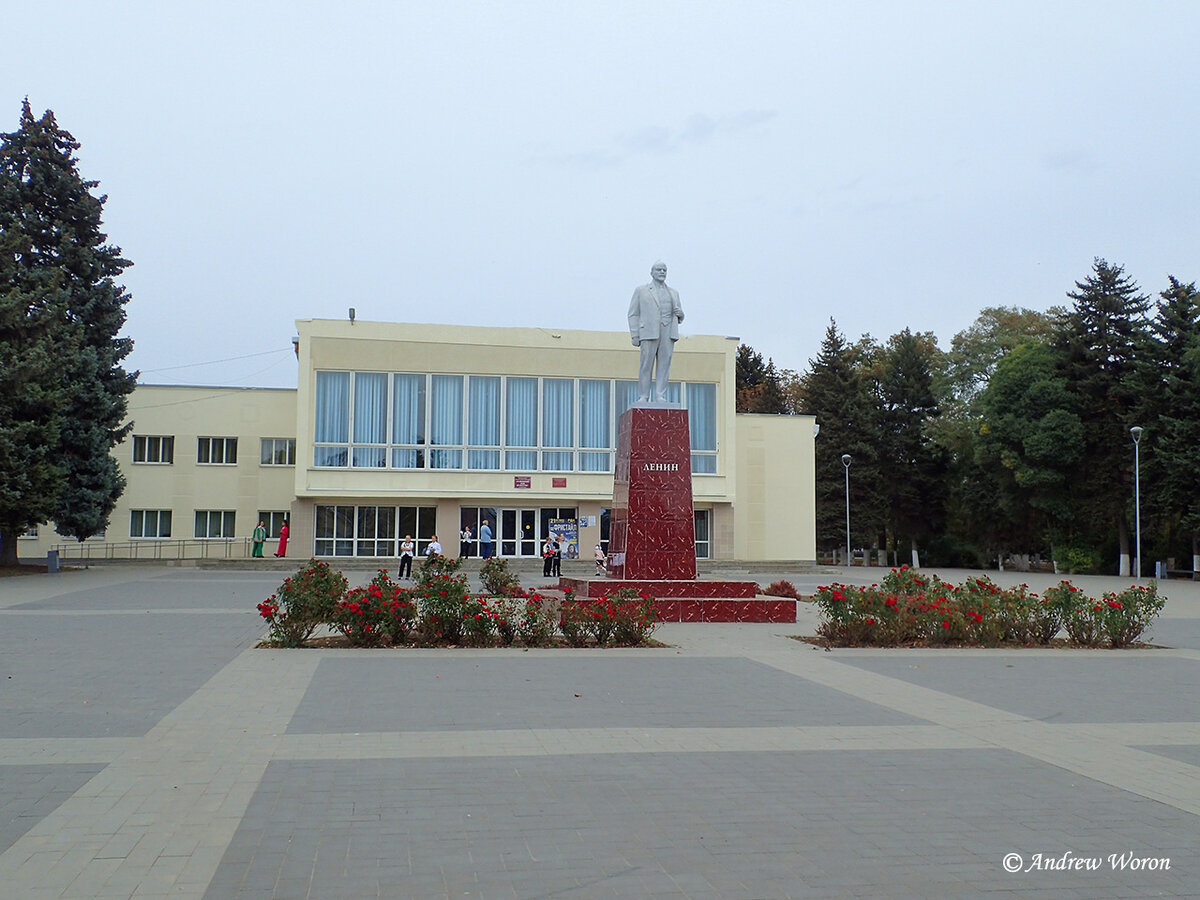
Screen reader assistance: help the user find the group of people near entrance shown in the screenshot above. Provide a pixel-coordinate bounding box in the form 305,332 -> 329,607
456,519 -> 494,560
250,520 -> 288,559
542,535 -> 564,577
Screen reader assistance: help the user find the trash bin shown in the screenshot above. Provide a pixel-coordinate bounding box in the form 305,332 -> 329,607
46,550 -> 60,574
1155,560 -> 1167,580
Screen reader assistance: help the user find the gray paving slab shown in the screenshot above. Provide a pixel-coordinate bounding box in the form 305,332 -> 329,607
0,612 -> 267,738
831,653 -> 1200,723
10,573 -> 280,612
287,657 -> 922,733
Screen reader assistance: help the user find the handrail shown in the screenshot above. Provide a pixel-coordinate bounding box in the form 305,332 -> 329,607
49,537 -> 255,561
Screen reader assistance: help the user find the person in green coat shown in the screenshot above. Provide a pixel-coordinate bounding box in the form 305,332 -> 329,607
252,521 -> 267,558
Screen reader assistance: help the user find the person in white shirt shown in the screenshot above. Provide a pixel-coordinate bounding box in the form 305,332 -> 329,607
398,535 -> 415,579
426,535 -> 442,557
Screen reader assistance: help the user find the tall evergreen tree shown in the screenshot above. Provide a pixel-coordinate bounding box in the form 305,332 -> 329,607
799,320 -> 886,554
1139,276 -> 1200,574
1056,258 -> 1150,574
877,328 -> 947,565
735,343 -> 788,413
0,100 -> 135,562
0,282 -> 66,565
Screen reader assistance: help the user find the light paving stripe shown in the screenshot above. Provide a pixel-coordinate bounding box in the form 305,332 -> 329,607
271,724 -> 992,760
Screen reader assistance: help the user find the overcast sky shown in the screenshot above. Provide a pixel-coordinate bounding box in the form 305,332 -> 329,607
6,2 -> 1197,389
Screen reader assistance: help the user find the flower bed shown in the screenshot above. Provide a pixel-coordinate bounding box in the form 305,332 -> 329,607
811,567 -> 1163,649
256,557 -> 662,649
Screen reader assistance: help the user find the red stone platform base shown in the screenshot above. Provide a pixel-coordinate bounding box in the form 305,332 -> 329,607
557,578 -> 797,623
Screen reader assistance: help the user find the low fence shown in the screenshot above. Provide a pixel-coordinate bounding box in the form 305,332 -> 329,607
50,538 -> 256,561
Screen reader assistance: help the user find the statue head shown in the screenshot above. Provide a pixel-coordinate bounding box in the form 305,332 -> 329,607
650,261 -> 667,284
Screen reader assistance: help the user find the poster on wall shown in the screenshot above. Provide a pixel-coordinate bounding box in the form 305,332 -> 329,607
549,518 -> 579,558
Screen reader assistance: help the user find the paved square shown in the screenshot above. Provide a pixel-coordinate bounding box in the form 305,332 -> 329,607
2,564 -> 1199,898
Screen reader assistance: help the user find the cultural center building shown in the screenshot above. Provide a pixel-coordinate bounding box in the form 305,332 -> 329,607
22,320 -> 817,564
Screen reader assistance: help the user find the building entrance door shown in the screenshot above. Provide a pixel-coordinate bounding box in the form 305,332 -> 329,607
499,509 -> 539,557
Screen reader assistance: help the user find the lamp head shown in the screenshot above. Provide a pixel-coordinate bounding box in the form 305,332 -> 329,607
841,454 -> 852,468
1130,425 -> 1143,443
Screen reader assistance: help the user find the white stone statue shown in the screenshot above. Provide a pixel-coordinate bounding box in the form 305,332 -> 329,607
627,260 -> 685,402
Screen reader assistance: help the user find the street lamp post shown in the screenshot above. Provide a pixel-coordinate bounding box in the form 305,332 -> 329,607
841,454 -> 852,567
1130,426 -> 1143,579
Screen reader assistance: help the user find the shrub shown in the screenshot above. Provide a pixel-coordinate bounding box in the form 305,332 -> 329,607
480,557 -> 521,596
611,589 -> 660,645
517,593 -> 557,647
558,599 -> 591,647
257,559 -> 347,647
361,569 -> 417,644
584,597 -> 620,646
414,560 -> 472,645
954,576 -> 1009,647
488,596 -> 523,646
334,585 -> 388,647
811,583 -> 879,646
462,595 -> 496,646
1062,599 -> 1106,647
1056,546 -> 1100,575
1099,584 -> 1163,648
764,579 -> 802,600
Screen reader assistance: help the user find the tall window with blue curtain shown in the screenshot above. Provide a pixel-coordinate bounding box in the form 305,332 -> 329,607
505,377 -> 538,470
352,372 -> 388,467
429,374 -> 463,468
579,379 -> 610,471
314,371 -> 350,467
468,375 -> 501,469
392,373 -> 425,468
686,382 -> 717,473
542,378 -> 573,470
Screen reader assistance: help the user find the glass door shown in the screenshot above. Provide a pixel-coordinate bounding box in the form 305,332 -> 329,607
519,509 -> 537,557
499,508 -> 539,557
500,509 -> 518,556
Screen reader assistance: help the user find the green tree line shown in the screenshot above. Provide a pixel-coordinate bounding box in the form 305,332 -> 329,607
737,260 -> 1200,576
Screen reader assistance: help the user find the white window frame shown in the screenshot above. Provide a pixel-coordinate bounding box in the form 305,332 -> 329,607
260,437 -> 296,466
133,435 -> 174,464
130,509 -> 172,539
197,437 -> 238,466
194,510 -> 236,539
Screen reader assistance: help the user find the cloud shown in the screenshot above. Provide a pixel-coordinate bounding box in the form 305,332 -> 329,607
1041,150 -> 1093,172
539,109 -> 778,168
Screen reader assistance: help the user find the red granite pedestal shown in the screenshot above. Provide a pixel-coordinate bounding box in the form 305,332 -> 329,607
559,405 -> 793,623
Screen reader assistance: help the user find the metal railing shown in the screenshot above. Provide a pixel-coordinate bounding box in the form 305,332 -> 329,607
50,537 -> 256,561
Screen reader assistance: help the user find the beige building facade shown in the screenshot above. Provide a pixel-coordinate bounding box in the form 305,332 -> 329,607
27,320 -> 816,564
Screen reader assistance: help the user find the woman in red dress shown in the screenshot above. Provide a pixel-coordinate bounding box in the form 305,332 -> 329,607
274,520 -> 289,557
